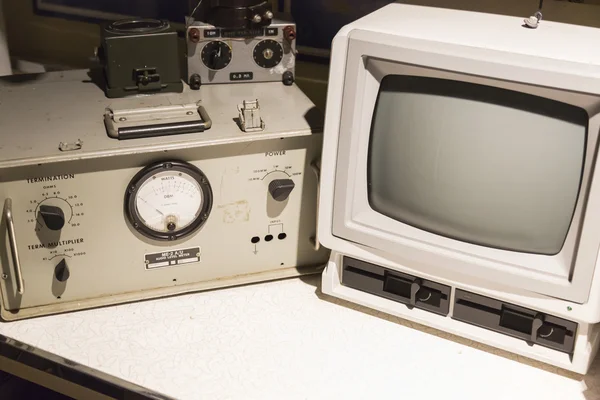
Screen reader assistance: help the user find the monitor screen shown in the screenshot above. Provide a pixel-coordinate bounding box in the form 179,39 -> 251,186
368,76 -> 588,255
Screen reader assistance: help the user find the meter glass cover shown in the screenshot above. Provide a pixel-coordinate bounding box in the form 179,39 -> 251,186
125,162 -> 212,241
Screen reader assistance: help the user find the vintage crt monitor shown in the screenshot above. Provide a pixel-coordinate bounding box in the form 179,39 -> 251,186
318,3 -> 600,374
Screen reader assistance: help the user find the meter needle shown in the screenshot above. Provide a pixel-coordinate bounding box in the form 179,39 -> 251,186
138,197 -> 165,216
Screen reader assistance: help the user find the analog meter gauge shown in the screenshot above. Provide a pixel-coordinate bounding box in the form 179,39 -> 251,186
125,161 -> 213,241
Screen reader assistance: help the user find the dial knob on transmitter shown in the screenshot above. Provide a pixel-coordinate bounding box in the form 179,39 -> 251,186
39,204 -> 65,231
201,41 -> 232,71
269,179 -> 295,202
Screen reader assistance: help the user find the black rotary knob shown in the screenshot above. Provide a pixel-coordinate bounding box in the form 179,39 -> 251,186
268,179 -> 295,202
253,39 -> 283,69
39,204 -> 65,231
201,41 -> 232,70
54,259 -> 70,282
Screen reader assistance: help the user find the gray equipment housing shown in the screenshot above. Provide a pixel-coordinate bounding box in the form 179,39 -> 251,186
0,70 -> 329,321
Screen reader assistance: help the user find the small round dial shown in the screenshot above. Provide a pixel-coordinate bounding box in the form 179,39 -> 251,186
125,161 -> 213,241
253,39 -> 283,69
201,41 -> 232,70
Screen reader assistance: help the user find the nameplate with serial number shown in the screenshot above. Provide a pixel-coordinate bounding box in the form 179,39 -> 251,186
145,247 -> 201,270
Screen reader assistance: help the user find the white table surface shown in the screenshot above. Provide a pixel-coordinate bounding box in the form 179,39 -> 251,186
0,275 -> 599,400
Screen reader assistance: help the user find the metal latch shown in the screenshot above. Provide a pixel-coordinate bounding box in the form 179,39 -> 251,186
237,100 -> 265,133
134,67 -> 162,91
58,139 -> 83,152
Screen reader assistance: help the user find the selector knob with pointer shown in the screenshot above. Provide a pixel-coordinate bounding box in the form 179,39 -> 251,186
39,204 -> 65,231
54,259 -> 70,282
269,179 -> 295,202
201,41 -> 232,71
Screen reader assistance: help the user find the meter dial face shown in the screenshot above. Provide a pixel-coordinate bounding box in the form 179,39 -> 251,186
125,161 -> 213,241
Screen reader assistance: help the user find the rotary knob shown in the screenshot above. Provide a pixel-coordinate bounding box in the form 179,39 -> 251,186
39,204 -> 65,231
201,41 -> 232,71
268,179 -> 295,202
54,259 -> 70,282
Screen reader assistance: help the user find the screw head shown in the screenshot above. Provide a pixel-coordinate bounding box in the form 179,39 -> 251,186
567,306 -> 573,311
1,273 -> 7,280
119,117 -> 127,122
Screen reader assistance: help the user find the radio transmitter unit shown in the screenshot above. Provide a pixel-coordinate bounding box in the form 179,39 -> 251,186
186,19 -> 297,88
0,70 -> 328,321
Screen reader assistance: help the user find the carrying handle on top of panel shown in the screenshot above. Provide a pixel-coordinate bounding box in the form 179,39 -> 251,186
104,103 -> 212,140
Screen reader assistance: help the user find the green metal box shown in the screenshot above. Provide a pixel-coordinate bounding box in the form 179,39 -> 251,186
100,19 -> 184,98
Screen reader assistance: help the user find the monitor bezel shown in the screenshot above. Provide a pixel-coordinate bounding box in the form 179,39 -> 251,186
330,30 -> 600,304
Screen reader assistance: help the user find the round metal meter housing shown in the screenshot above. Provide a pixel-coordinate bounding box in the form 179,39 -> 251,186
125,161 -> 213,241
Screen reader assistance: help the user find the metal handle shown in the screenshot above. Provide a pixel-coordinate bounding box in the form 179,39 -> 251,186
4,199 -> 24,295
118,106 -> 212,140
310,160 -> 321,251
105,105 -> 213,140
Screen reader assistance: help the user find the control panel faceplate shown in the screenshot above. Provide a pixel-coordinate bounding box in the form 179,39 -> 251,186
0,137 -> 327,318
186,20 -> 296,87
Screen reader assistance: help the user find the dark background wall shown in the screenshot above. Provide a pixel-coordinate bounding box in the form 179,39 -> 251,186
3,0 -> 600,110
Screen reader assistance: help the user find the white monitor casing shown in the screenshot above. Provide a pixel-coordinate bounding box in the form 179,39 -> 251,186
318,3 -> 600,374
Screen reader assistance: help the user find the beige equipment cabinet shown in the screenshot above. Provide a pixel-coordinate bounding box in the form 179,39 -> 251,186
0,70 -> 329,321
